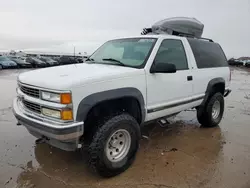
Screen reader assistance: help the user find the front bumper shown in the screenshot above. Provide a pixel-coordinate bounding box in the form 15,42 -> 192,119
7,65 -> 18,69
13,97 -> 84,151
36,63 -> 47,68
20,64 -> 33,68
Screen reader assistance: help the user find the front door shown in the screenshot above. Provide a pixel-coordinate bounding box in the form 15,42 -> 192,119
146,39 -> 194,121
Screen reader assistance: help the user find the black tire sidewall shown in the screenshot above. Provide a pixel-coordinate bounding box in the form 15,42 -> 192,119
89,114 -> 140,177
102,122 -> 138,169
206,92 -> 224,126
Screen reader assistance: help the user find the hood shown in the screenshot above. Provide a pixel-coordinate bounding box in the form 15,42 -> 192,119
18,63 -> 143,90
14,60 -> 30,65
23,61 -> 31,65
1,60 -> 16,66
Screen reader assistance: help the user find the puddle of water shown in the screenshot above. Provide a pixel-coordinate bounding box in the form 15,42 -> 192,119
0,67 -> 250,188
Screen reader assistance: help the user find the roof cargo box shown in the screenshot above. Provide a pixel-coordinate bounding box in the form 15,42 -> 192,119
143,17 -> 204,38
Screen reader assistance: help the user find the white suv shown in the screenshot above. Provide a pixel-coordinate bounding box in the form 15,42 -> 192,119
13,34 -> 231,177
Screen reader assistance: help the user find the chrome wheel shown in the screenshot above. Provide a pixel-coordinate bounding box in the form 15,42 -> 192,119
105,129 -> 131,162
212,100 -> 220,119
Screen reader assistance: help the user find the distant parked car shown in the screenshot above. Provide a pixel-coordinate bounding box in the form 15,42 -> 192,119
10,58 -> 32,68
228,61 -> 243,66
51,57 -> 60,62
18,56 -> 27,61
0,56 -> 17,69
39,57 -> 59,66
58,56 -> 78,65
26,57 -> 47,68
76,57 -> 84,63
245,62 -> 250,68
228,58 -> 243,66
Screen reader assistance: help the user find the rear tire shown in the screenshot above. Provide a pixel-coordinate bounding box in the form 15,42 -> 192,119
88,113 -> 140,177
0,65 -> 2,70
197,92 -> 224,127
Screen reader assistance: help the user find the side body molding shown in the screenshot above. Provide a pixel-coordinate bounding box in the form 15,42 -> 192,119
76,87 -> 146,123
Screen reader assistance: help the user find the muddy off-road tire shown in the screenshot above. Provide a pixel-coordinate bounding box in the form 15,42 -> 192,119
197,92 -> 224,127
88,113 -> 140,177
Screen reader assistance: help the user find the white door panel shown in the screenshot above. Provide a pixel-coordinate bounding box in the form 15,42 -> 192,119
145,38 -> 195,120
146,70 -> 193,108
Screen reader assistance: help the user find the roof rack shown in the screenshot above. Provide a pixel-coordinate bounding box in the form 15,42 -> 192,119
141,17 -> 214,42
199,37 -> 214,42
141,28 -> 213,42
177,33 -> 214,42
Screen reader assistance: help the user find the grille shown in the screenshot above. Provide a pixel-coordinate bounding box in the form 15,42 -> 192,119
20,85 -> 40,98
22,100 -> 41,114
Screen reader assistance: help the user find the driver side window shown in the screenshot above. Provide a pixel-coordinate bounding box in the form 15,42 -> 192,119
154,39 -> 188,70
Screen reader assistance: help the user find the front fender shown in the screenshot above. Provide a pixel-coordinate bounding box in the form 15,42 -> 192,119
75,87 -> 146,123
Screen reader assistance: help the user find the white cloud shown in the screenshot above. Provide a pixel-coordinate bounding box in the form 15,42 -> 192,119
0,0 -> 250,57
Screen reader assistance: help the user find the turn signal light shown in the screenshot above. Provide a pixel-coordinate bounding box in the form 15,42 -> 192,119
60,93 -> 72,104
61,110 -> 73,120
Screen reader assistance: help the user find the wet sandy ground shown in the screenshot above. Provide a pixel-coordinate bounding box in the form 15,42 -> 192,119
0,67 -> 250,188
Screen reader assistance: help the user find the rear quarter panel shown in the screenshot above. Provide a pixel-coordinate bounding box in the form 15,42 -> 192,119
183,38 -> 231,96
192,67 -> 230,96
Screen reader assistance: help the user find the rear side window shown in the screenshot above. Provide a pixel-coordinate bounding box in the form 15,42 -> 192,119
187,38 -> 228,68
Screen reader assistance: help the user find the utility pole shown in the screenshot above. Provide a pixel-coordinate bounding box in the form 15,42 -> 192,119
74,46 -> 75,58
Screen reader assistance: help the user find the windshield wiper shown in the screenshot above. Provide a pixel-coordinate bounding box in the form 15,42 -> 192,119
85,57 -> 95,61
102,58 -> 125,66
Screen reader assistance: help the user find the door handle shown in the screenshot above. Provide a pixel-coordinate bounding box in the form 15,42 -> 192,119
187,76 -> 193,81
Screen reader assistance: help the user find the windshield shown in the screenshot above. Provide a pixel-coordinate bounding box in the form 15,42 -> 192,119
33,57 -> 45,63
89,38 -> 157,68
14,59 -> 26,64
46,58 -> 55,63
0,56 -> 10,61
40,57 -> 54,63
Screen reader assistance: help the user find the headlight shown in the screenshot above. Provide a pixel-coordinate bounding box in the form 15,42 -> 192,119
41,107 -> 73,120
41,92 -> 60,102
41,91 -> 72,104
42,108 -> 61,119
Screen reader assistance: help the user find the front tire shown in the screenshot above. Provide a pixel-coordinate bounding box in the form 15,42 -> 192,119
197,92 -> 224,127
88,113 -> 140,177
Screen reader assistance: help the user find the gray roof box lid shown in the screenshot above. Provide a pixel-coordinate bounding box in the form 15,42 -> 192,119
148,17 -> 204,38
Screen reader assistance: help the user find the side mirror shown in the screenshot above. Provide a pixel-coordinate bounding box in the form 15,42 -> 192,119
150,62 -> 177,73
